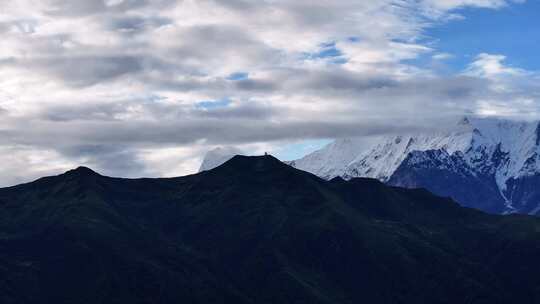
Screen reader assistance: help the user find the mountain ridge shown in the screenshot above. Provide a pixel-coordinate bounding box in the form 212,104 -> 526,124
2,155 -> 540,303
287,117 -> 540,215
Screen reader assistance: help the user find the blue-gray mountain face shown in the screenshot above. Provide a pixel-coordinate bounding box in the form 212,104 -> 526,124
288,118 -> 540,215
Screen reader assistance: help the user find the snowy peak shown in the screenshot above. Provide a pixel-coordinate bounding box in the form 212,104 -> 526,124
457,116 -> 471,126
398,149 -> 475,178
343,128 -> 475,181
288,116 -> 540,215
292,118 -> 538,183
199,147 -> 244,172
288,138 -> 365,179
293,117 -> 540,181
465,118 -> 540,181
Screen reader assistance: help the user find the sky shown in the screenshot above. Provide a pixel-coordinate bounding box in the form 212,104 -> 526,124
0,0 -> 539,186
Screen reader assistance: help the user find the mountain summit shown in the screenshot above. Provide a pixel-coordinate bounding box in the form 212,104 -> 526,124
1,156 -> 540,303
290,117 -> 540,215
199,146 -> 244,172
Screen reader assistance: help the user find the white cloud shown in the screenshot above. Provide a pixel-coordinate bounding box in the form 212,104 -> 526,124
425,0 -> 509,10
432,52 -> 454,60
462,53 -> 540,117
465,53 -> 526,78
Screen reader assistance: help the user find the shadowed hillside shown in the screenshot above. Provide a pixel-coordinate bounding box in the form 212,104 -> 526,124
1,155 -> 539,303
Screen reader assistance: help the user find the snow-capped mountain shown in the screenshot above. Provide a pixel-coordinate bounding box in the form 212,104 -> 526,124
199,147 -> 244,172
287,139 -> 366,180
290,117 -> 540,215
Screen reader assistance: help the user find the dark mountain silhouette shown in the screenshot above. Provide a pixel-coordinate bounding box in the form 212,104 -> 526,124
1,155 -> 540,303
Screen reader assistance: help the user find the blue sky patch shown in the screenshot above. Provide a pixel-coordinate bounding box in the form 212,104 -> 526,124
303,41 -> 346,63
196,98 -> 232,110
424,1 -> 539,71
274,139 -> 333,161
227,72 -> 249,81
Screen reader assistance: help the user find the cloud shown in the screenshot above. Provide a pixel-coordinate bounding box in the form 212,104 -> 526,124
464,53 -> 526,78
462,53 -> 540,117
0,0 -> 536,185
424,0 -> 523,10
432,53 -> 454,60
